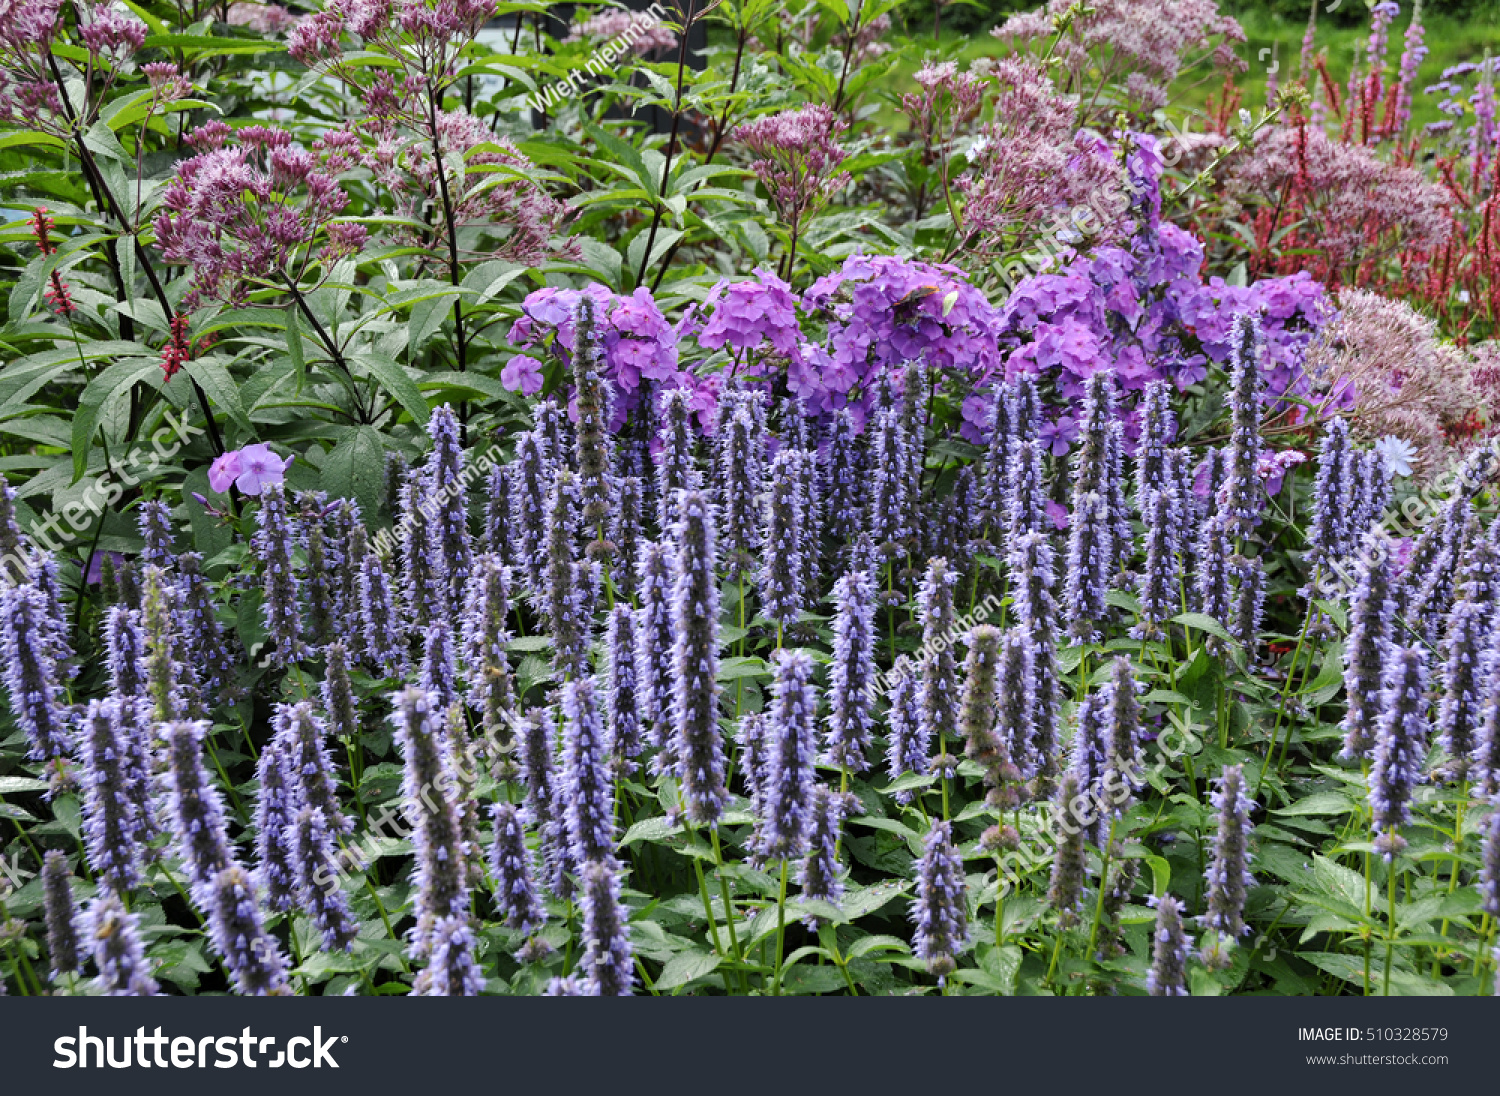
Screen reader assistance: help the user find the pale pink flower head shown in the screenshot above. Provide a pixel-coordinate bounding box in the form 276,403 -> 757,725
233,443 -> 294,496
208,450 -> 243,494
502,353 -> 545,397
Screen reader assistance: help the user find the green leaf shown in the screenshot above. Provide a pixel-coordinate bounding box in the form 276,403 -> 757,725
838,880 -> 909,920
654,953 -> 723,995
184,358 -> 253,437
358,353 -> 429,425
72,358 -> 159,482
322,425 -> 386,520
1170,612 -> 1234,645
0,776 -> 49,794
1273,792 -> 1356,818
285,305 -> 306,391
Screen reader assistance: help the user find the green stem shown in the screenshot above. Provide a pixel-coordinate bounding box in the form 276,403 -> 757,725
772,858 -> 789,996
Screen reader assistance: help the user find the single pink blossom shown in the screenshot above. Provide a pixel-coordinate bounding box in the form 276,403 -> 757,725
208,450 -> 243,493
234,443 -> 294,496
502,353 -> 545,397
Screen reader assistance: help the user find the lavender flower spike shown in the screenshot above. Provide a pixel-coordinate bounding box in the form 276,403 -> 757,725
291,804 -> 358,952
162,719 -> 236,904
252,482 -> 305,666
489,802 -> 544,934
1201,764 -> 1255,967
1,582 -> 69,762
426,403 -> 473,604
43,850 -> 80,978
578,858 -> 634,996
76,698 -> 150,891
85,893 -> 159,996
605,605 -> 643,774
562,675 -> 617,866
1146,896 -> 1191,996
672,491 -> 728,826
274,700 -> 352,837
425,915 -> 483,996
885,655 -> 929,802
910,820 -> 969,983
757,448 -> 806,630
759,649 -> 819,862
798,785 -> 848,926
358,549 -> 409,678
825,568 -> 876,774
1369,647 -> 1431,860
205,864 -> 290,995
1341,547 -> 1396,762
636,541 -> 678,773
253,738 -> 300,913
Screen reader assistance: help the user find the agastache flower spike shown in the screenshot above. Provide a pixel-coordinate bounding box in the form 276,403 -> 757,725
1006,439 -> 1048,551
391,687 -> 469,959
758,649 -> 819,861
885,655 -> 929,802
1064,491 -> 1111,641
518,706 -> 572,897
1134,380 -> 1176,514
253,483 -> 304,666
358,550 -> 408,678
1048,770 -> 1088,925
865,404 -> 912,561
142,564 -> 190,722
899,361 -> 928,506
994,627 -> 1037,786
561,676 -> 617,866
636,541 -> 678,773
572,295 -> 615,545
1105,657 -> 1143,812
611,475 -> 644,598
86,893 -> 159,996
400,472 -> 447,632
1008,532 -> 1060,792
825,569 -> 876,774
291,805 -> 358,952
982,382 -> 1019,534
1070,691 -> 1112,847
275,700 -> 352,837
672,491 -> 728,826
1,583 -> 69,762
544,470 -> 593,679
1134,481 -> 1180,639
960,625 -> 1020,811
484,460 -> 513,566
206,865 -> 289,995
252,738 -> 300,913
461,554 -> 515,742
137,499 -> 175,567
1369,647 -> 1431,859
736,712 -> 770,825
1193,512 -> 1235,626
1481,802 -> 1500,919
489,803 -> 544,933
177,553 -> 233,703
426,405 -> 473,605
43,850 -> 80,978
758,448 -> 805,630
510,431 -> 551,597
1437,542 -> 1499,779
794,448 -> 823,598
1146,895 -> 1191,996
1230,556 -> 1267,648
333,505 -> 367,655
1474,680 -> 1500,800
298,493 -> 338,645
605,606 -> 642,774
578,858 -> 634,996
917,557 -> 960,766
1201,764 -> 1255,967
1307,417 -> 1350,568
424,916 -> 482,996
1341,549 -> 1396,762
1223,314 -> 1267,535
655,388 -> 699,531
162,719 -> 236,904
77,699 -> 148,890
419,622 -> 458,712
910,820 -> 969,983
822,408 -> 862,545
798,785 -> 847,925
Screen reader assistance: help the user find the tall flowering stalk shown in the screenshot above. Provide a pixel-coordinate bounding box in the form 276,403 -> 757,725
275,700 -> 351,838
672,492 -> 727,827
76,699 -> 149,891
865,404 -> 912,560
1,582 -> 69,764
561,676 -> 616,867
1009,532 -> 1061,793
143,564 -> 187,722
1437,542 -> 1498,779
252,482 -> 305,666
518,706 -> 572,897
573,294 -> 614,555
918,557 -> 960,798
1342,548 -> 1397,762
1370,647 -> 1431,859
1048,771 -> 1088,927
612,475 -> 644,598
400,472 -> 447,632
1134,380 -> 1176,514
86,893 -> 159,996
291,805 -> 358,952
1306,417 -> 1351,569
358,549 -> 408,677
823,408 -> 862,545
734,105 -> 850,272
544,470 -> 593,679
419,621 -> 458,712
253,738 -> 300,913
910,820 -> 969,984
205,865 -> 289,996
825,569 -> 876,775
426,404 -> 473,606
655,388 -> 698,531
1064,491 -> 1112,642
1201,764 -> 1255,968
578,858 -> 634,996
637,542 -> 678,773
1146,895 -> 1191,996
511,431 -> 551,597
42,850 -> 79,979
758,448 -> 805,632
605,605 -> 642,774
759,649 -> 818,862
490,803 -> 544,934
1223,314 -> 1266,537
162,720 -> 236,904
798,785 -> 847,924
392,686 -> 469,963
321,640 -> 360,746
884,655 -> 928,801
1134,481 -> 1180,639
960,625 -> 1020,811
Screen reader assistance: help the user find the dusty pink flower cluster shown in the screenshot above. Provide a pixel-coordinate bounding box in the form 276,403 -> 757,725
735,105 -> 851,244
0,0 -> 146,132
565,9 -> 678,56
996,0 -> 1245,120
